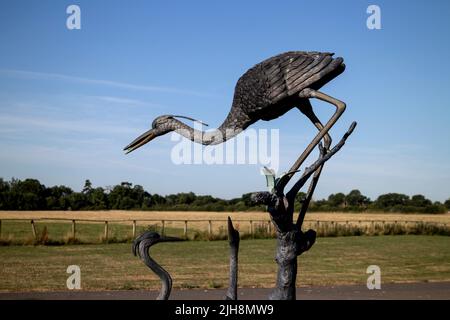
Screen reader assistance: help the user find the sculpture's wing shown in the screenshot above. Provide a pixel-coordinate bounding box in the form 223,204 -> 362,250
262,52 -> 343,103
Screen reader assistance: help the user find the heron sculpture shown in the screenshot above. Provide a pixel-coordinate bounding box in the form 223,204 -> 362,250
126,51 -> 357,300
124,51 -> 346,187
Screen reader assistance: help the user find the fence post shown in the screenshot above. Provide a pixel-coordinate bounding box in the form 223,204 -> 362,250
184,220 -> 188,239
72,220 -> 76,238
132,220 -> 136,238
104,221 -> 108,240
250,220 -> 253,237
31,219 -> 37,239
0,219 -> 2,238
161,220 -> 165,236
267,220 -> 271,234
208,220 -> 212,237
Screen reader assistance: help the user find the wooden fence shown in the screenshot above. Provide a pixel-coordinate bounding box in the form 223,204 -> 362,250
0,218 -> 448,241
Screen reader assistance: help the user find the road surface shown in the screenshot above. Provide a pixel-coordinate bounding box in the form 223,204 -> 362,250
0,282 -> 449,300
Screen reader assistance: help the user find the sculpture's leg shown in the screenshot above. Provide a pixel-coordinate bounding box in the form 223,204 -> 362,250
298,100 -> 332,150
295,101 -> 331,227
225,217 -> 240,300
277,90 -> 346,190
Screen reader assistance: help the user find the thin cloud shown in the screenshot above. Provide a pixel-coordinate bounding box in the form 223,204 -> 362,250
91,95 -> 164,109
0,69 -> 212,97
93,96 -> 147,105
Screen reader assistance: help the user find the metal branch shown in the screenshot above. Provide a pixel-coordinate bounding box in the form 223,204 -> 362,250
225,217 -> 240,300
286,121 -> 357,202
250,121 -> 356,300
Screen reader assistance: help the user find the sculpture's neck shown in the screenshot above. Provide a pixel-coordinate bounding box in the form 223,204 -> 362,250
172,115 -> 246,145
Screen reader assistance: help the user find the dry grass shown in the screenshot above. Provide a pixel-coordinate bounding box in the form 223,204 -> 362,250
1,210 -> 448,235
1,210 -> 448,222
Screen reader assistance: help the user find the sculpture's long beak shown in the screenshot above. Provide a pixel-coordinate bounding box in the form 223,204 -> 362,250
123,129 -> 156,154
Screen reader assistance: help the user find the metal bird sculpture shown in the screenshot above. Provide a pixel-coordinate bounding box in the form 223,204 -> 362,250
124,51 -> 346,174
132,231 -> 182,300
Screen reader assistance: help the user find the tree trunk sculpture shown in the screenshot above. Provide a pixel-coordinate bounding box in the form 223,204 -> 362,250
251,121 -> 356,300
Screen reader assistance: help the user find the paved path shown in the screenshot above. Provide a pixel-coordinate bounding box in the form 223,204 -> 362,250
1,282 -> 449,300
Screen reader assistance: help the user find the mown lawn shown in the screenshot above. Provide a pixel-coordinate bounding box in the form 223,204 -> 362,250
0,235 -> 449,291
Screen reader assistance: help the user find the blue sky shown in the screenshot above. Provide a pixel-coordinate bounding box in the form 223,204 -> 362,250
1,0 -> 449,201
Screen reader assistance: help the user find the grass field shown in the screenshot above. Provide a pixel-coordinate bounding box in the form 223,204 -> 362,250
0,235 -> 449,292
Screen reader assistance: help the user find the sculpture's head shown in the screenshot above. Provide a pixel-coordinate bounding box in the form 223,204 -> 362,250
123,115 -> 207,154
132,230 -> 182,257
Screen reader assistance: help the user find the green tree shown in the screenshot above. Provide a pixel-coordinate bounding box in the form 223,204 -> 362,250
89,187 -> 108,209
346,189 -> 370,207
0,178 -> 10,209
295,192 -> 307,204
108,182 -> 143,209
328,193 -> 346,207
445,198 -> 450,210
374,193 -> 409,209
409,194 -> 432,207
46,185 -> 73,210
177,192 -> 196,205
9,178 -> 46,210
68,192 -> 88,210
82,179 -> 93,194
151,194 -> 166,206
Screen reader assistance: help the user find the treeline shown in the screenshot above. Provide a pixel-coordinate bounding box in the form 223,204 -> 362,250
0,178 -> 448,214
